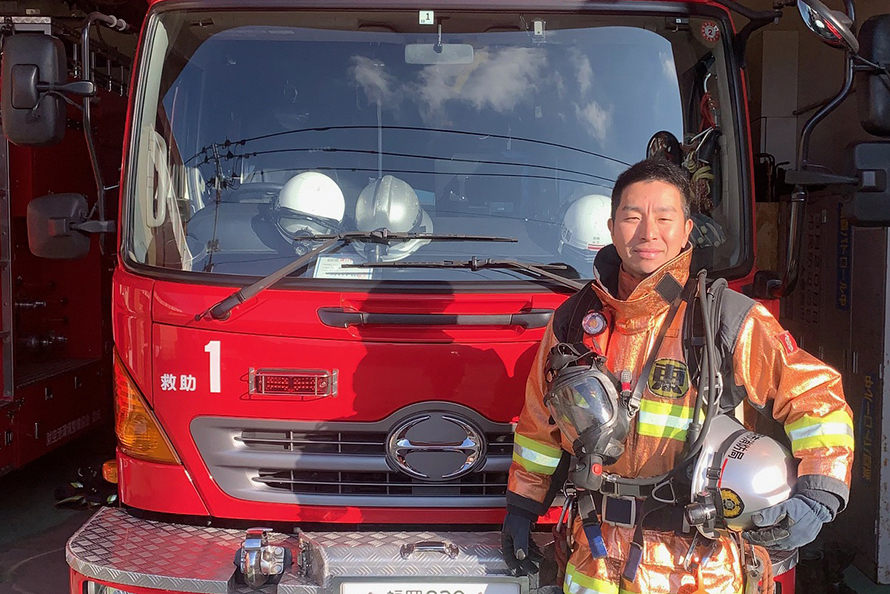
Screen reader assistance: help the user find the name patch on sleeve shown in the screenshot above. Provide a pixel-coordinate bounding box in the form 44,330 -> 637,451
777,331 -> 798,355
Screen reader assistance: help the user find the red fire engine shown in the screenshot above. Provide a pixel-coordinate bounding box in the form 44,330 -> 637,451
2,0 -> 889,593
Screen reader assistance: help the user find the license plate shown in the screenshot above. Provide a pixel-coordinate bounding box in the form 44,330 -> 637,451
340,581 -> 522,594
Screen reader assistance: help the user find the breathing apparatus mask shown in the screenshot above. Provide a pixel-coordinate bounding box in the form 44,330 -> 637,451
544,343 -> 632,492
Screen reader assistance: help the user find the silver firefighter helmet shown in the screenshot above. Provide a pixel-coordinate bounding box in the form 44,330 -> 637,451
355,175 -> 422,233
353,175 -> 431,262
690,414 -> 798,532
274,171 -> 345,237
558,193 -> 611,263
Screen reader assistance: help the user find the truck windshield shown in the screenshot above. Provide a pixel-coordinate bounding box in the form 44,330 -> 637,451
126,9 -> 747,283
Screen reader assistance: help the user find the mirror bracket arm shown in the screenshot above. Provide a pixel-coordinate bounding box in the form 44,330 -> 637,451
799,53 -> 855,169
733,16 -> 782,68
711,0 -> 783,22
70,219 -> 116,234
853,60 -> 888,74
35,80 -> 96,98
769,54 -> 856,298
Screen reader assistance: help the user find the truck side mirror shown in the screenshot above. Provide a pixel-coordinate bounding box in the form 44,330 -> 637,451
27,194 -> 92,259
857,14 -> 890,137
797,0 -> 860,54
848,143 -> 890,226
1,34 -> 67,146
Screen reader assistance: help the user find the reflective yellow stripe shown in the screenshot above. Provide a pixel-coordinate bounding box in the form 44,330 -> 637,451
791,433 -> 855,452
564,562 -> 619,594
785,410 -> 853,432
785,411 -> 855,453
636,400 -> 703,442
513,434 -> 562,475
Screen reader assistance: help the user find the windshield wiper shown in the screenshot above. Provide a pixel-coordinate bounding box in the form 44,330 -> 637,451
195,230 -> 516,321
345,256 -> 585,291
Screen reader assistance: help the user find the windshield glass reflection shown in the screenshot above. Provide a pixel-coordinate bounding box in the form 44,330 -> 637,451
128,11 -> 741,282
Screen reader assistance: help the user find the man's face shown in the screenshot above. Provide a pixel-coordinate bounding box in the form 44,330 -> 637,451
607,180 -> 693,279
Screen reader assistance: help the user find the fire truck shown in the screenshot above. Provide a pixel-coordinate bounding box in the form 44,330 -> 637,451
2,0 -> 889,593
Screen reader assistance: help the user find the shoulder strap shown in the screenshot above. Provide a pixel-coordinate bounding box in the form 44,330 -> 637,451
625,274 -> 697,414
683,279 -> 705,379
683,272 -> 727,383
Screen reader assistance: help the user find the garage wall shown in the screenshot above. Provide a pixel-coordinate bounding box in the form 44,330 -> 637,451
747,0 -> 886,171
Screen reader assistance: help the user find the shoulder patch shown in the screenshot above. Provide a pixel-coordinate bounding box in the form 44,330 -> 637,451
582,311 -> 608,336
777,331 -> 798,355
647,358 -> 690,399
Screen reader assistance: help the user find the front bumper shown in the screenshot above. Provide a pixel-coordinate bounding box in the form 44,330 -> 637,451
67,508 -> 544,594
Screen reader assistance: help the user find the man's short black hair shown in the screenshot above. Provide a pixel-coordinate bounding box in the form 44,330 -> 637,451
610,158 -> 692,220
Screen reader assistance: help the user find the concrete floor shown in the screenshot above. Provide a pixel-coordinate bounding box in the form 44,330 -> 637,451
0,427 -> 113,594
1,427 -> 889,594
852,571 -> 890,594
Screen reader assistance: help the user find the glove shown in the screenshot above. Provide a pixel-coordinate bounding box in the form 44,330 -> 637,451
501,511 -> 543,576
742,493 -> 833,550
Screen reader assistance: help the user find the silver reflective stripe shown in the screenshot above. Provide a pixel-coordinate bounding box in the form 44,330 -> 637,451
787,421 -> 854,442
638,410 -> 693,430
513,443 -> 561,469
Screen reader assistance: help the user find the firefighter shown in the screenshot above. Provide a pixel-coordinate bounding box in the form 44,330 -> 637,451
502,159 -> 854,594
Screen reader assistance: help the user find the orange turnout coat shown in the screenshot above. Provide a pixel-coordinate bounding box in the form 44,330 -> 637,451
508,246 -> 853,594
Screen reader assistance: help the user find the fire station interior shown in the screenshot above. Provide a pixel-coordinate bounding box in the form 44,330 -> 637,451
746,0 -> 890,590
0,10 -> 132,472
2,0 -> 890,592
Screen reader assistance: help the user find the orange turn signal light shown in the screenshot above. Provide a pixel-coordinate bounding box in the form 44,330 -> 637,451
102,459 -> 119,483
114,355 -> 180,464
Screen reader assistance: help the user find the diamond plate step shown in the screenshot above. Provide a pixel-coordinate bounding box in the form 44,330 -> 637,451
67,507 -> 541,594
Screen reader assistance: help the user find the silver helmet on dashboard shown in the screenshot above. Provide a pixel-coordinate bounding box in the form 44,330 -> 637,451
353,175 -> 431,262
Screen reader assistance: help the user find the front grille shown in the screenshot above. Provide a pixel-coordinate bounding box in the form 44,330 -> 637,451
245,428 -> 512,496
191,406 -> 516,508
237,430 -> 384,454
238,429 -> 514,457
254,469 -> 509,496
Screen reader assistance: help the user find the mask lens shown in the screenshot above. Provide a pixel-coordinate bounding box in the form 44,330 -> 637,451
546,368 -> 615,440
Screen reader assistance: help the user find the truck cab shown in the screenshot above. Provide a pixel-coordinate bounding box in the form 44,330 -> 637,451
115,0 -> 751,515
